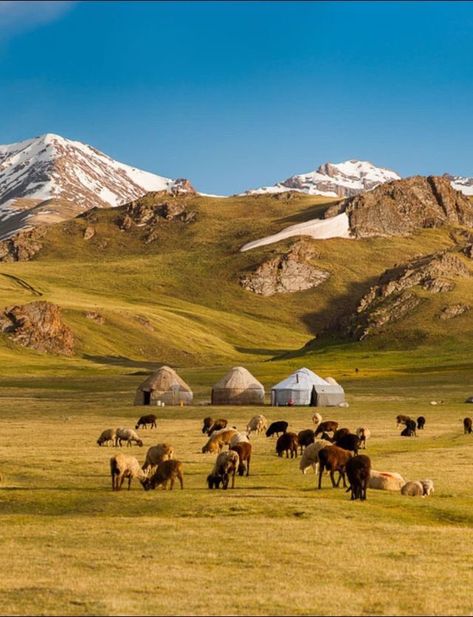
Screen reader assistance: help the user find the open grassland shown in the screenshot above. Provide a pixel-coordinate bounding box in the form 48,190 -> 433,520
1,365 -> 473,615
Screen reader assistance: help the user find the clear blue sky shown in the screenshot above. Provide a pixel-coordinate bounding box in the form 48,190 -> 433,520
1,1 -> 472,194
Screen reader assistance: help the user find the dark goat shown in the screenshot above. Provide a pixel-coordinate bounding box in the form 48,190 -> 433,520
396,414 -> 411,428
400,426 -> 415,437
464,417 -> 472,434
266,421 -> 288,438
416,416 -> 426,430
135,414 -> 157,430
346,455 -> 371,501
297,429 -> 315,454
314,421 -> 339,438
230,442 -> 252,476
276,432 -> 299,458
318,445 -> 352,489
333,428 -> 350,442
334,432 -> 360,455
202,417 -> 228,436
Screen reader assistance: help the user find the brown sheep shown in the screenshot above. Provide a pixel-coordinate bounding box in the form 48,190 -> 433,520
230,441 -> 252,476
318,445 -> 352,489
202,428 -> 238,454
396,414 -> 411,428
297,429 -> 315,454
142,443 -> 174,475
142,460 -> 184,491
314,421 -> 339,438
276,432 -> 299,458
346,454 -> 371,501
463,417 -> 472,434
333,427 -> 350,442
202,417 -> 228,435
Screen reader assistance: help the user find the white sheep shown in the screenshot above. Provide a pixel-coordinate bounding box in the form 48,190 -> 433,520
142,443 -> 174,475
299,438 -> 333,474
420,479 -> 435,496
115,427 -> 143,448
355,427 -> 371,449
246,414 -> 268,438
311,412 -> 323,428
230,432 -> 250,447
110,453 -> 147,490
368,470 -> 405,491
97,428 -> 116,446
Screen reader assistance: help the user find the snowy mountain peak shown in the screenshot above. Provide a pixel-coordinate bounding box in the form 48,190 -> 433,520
242,159 -> 401,198
0,133 -> 194,239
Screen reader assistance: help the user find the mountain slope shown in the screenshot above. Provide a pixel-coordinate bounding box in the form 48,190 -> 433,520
242,160 -> 401,197
0,133 -> 193,239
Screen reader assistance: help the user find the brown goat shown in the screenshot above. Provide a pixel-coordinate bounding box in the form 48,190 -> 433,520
314,421 -> 339,438
333,427 -> 351,442
276,432 -> 299,458
230,441 -> 252,476
142,460 -> 184,491
346,454 -> 371,501
202,417 -> 228,435
318,445 -> 352,489
396,414 -> 411,428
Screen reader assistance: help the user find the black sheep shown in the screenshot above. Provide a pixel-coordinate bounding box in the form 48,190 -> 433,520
266,421 -> 288,438
335,432 -> 360,455
417,416 -> 426,430
135,414 -> 158,430
463,417 -> 472,434
346,454 -> 371,501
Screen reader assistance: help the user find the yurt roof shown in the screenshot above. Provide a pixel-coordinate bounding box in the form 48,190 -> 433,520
272,367 -> 328,391
139,365 -> 192,392
212,366 -> 264,391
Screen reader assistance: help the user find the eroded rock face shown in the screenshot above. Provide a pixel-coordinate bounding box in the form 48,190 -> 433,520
0,226 -> 46,262
439,304 -> 471,320
324,176 -> 473,238
0,301 -> 74,355
344,250 -> 472,339
240,242 -> 330,296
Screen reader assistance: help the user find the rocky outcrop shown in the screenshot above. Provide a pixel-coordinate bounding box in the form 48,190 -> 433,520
0,226 -> 47,262
439,304 -> 471,320
85,311 -> 105,324
240,242 -> 330,296
343,250 -> 472,339
324,176 -> 473,238
0,301 -> 74,355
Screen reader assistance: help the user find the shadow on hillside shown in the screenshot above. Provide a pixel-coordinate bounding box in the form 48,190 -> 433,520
82,355 -> 163,370
275,200 -> 337,226
235,346 -> 295,357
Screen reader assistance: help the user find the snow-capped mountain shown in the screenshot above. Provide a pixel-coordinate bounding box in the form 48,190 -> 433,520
242,160 -> 401,198
0,133 -> 194,239
444,173 -> 473,196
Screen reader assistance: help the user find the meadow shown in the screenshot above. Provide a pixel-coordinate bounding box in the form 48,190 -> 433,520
1,361 -> 473,616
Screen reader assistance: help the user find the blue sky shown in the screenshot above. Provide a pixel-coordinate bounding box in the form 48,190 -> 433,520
1,1 -> 472,194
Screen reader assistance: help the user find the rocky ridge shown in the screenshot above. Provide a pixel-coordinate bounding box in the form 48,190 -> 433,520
240,242 -> 330,296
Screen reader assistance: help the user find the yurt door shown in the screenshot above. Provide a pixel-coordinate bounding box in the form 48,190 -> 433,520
143,391 -> 151,405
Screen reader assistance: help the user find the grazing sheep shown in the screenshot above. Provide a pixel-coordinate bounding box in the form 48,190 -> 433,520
276,432 -> 299,458
420,479 -> 435,496
311,412 -> 323,427
135,414 -> 157,430
401,481 -> 424,497
246,414 -> 268,437
463,417 -> 472,434
416,416 -> 426,430
318,445 -> 352,489
346,455 -> 371,501
314,421 -> 339,438
396,414 -> 411,428
368,470 -> 405,491
355,427 -> 371,449
297,429 -> 315,454
400,425 -> 416,437
334,432 -> 360,455
142,443 -> 174,475
142,459 -> 184,491
202,417 -> 228,435
115,427 -> 144,447
202,428 -> 238,454
229,432 -> 250,448
266,421 -> 288,438
406,419 -> 417,435
207,451 -> 239,489
97,428 -> 117,447
110,453 -> 147,491
299,439 -> 333,474
333,427 -> 351,441
230,442 -> 252,476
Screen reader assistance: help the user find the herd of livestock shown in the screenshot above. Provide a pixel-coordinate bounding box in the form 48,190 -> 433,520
96,408 -> 472,501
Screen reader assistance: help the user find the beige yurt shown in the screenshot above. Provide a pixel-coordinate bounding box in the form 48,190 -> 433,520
134,366 -> 193,406
211,366 -> 265,405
